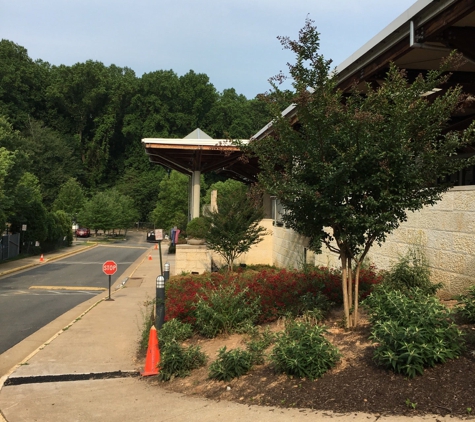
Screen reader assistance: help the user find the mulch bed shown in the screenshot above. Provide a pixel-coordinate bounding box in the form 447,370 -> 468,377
150,312 -> 475,418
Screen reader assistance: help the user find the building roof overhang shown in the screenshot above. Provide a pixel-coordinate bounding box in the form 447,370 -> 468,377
252,0 -> 475,140
143,1 -> 475,180
142,131 -> 259,184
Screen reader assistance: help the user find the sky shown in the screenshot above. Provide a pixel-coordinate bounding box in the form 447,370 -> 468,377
1,0 -> 418,99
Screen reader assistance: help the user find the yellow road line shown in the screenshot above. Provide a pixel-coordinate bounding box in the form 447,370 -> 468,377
29,286 -> 107,291
97,244 -> 149,249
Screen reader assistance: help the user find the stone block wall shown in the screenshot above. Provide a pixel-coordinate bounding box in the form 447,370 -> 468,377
314,187 -> 475,297
368,186 -> 475,298
173,187 -> 475,297
174,244 -> 211,274
271,224 -> 309,269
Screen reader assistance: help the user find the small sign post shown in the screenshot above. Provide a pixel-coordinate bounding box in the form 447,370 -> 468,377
102,260 -> 117,301
155,229 -> 164,275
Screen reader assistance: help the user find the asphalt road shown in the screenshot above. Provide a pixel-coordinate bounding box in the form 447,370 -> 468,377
0,238 -> 149,355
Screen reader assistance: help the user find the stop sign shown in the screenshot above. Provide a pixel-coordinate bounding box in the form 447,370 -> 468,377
102,260 -> 117,276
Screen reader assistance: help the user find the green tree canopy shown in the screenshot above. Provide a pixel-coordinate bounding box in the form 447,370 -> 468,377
79,188 -> 139,234
204,178 -> 247,206
204,189 -> 267,272
10,172 -> 48,243
249,19 -> 475,327
52,177 -> 86,217
23,119 -> 81,206
0,40 -> 49,129
149,170 -> 189,231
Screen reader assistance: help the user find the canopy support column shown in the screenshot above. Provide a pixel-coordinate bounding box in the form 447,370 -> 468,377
191,170 -> 201,219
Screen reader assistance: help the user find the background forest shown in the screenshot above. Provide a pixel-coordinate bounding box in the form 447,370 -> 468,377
0,39 -> 273,251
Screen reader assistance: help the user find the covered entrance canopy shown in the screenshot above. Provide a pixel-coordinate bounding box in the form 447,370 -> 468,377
142,129 -> 259,219
143,0 -> 475,222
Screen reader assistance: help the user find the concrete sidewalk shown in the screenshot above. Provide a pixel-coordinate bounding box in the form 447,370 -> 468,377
0,245 -> 464,422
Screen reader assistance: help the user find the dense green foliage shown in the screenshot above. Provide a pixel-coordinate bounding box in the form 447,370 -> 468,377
269,320 -> 340,380
185,217 -> 210,239
456,285 -> 475,323
149,170 -> 191,231
0,39 -> 271,251
157,319 -> 206,381
248,19 -> 475,328
208,346 -> 254,381
204,188 -> 267,271
380,247 -> 442,296
194,285 -> 260,337
363,286 -> 464,378
158,341 -> 208,382
158,318 -> 193,344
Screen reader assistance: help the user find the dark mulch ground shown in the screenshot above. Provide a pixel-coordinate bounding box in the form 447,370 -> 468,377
148,309 -> 475,419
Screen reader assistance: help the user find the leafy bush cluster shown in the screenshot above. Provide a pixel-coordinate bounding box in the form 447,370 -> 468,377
208,329 -> 275,381
139,298 -> 155,354
157,319 -> 207,382
158,318 -> 193,344
165,267 -> 382,325
380,248 -> 442,296
139,254 -> 475,384
158,341 -> 208,382
456,285 -> 475,323
185,216 -> 210,239
363,287 -> 464,378
269,320 -> 340,380
194,285 -> 260,337
244,327 -> 275,366
208,347 -> 254,381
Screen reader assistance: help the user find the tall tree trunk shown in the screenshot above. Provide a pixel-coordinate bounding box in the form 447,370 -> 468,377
347,256 -> 353,327
340,251 -> 350,329
353,261 -> 361,328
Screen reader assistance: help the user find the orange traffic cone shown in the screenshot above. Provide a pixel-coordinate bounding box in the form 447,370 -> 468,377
141,326 -> 160,376
39,254 -> 44,262
148,254 -> 152,260
154,243 -> 158,250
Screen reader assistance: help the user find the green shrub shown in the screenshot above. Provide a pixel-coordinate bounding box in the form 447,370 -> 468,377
138,298 -> 155,354
381,247 -> 441,296
186,217 -> 210,239
158,318 -> 193,345
363,286 -> 464,378
245,328 -> 275,365
194,285 -> 260,338
298,291 -> 330,319
208,346 -> 254,381
158,341 -> 207,381
269,320 -> 340,380
456,285 -> 475,323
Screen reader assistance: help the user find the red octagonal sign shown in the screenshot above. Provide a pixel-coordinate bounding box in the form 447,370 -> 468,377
103,260 -> 117,276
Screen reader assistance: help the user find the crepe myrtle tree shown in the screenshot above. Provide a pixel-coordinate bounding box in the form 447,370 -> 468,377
247,18 -> 475,328
203,188 -> 267,272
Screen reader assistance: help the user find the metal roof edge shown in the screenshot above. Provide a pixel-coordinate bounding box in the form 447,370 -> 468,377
250,0 -> 459,140
142,138 -> 250,146
335,0 -> 458,82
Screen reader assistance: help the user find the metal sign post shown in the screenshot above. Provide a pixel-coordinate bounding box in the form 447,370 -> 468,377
155,229 -> 164,275
102,260 -> 117,301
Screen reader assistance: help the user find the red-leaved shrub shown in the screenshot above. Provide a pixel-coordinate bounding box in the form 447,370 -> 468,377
165,265 -> 382,324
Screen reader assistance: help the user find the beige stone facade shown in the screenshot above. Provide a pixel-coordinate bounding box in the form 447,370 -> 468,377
313,186 -> 475,298
174,187 -> 475,298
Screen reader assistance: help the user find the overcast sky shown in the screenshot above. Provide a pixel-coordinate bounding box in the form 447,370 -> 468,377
1,0 -> 417,99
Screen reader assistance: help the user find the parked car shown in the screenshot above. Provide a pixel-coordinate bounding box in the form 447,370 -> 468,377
146,231 -> 156,242
76,227 -> 91,238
